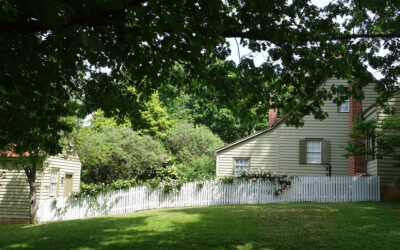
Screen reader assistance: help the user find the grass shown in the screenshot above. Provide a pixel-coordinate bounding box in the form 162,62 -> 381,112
0,202 -> 399,249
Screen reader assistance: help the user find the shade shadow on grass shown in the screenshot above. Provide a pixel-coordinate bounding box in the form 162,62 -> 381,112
0,202 -> 399,249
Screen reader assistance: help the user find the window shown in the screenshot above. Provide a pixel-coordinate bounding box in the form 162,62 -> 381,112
338,93 -> 350,112
234,159 -> 249,176
366,137 -> 375,161
300,139 -> 329,164
50,169 -> 58,196
306,141 -> 322,164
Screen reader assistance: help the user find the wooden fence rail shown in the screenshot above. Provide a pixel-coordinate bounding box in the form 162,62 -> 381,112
37,176 -> 380,222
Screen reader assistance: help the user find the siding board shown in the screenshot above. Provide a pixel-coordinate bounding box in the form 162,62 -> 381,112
0,155 -> 81,219
217,79 -> 378,177
365,92 -> 400,183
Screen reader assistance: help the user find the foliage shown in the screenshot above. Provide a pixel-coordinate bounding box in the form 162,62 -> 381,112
2,203 -> 400,249
236,171 -> 293,196
163,122 -> 223,182
219,176 -> 234,185
164,122 -> 224,165
74,113 -> 218,193
176,156 -> 216,182
3,0 -> 400,223
73,177 -> 185,198
344,116 -> 400,167
73,171 -> 294,199
74,116 -> 168,185
3,1 -> 400,159
90,110 -> 132,132
344,115 -> 400,187
138,92 -> 175,139
395,178 -> 400,190
158,64 -> 271,143
158,84 -> 195,122
73,181 -> 140,198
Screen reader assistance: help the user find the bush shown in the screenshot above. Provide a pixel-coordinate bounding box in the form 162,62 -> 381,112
118,132 -> 168,180
164,122 -> 224,164
164,122 -> 223,181
177,156 -> 216,181
75,126 -> 168,184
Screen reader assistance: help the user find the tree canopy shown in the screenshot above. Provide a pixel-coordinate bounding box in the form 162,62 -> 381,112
2,0 -> 400,155
2,0 -> 400,223
158,62 -> 271,142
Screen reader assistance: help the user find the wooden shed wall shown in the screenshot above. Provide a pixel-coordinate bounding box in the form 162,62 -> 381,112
0,155 -> 81,220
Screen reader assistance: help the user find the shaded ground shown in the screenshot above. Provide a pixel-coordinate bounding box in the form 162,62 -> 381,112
0,202 -> 399,249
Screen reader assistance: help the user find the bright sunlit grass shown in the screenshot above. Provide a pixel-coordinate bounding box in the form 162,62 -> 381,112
1,202 -> 399,249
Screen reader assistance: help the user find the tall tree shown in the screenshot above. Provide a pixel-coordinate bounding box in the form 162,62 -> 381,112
138,92 -> 175,139
159,61 -> 271,143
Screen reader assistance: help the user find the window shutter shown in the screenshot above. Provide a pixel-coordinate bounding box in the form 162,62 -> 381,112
299,140 -> 306,164
321,140 -> 330,164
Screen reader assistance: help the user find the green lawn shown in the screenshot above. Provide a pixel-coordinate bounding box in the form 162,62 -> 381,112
1,202 -> 399,249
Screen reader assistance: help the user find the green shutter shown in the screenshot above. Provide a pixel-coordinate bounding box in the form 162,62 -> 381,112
299,140 -> 306,164
322,140 -> 330,164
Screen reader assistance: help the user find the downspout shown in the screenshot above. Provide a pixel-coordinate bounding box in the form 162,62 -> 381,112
326,164 -> 332,177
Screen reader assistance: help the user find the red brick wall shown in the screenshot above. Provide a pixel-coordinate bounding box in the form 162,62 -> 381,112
348,85 -> 367,176
268,108 -> 278,126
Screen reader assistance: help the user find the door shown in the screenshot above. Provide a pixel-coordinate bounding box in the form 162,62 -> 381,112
64,174 -> 73,197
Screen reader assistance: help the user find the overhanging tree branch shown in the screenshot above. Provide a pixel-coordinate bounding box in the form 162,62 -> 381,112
0,0 -> 147,34
222,30 -> 400,43
2,1 -> 400,45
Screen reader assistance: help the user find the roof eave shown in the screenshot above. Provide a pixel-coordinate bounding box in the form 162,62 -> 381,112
215,114 -> 288,153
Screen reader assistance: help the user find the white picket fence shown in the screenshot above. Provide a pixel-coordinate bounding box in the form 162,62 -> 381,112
37,176 -> 380,222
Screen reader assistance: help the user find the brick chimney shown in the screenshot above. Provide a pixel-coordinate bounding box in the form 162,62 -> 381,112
268,99 -> 278,126
348,84 -> 367,176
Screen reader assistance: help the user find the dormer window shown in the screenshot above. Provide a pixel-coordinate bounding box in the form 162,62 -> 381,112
338,93 -> 349,112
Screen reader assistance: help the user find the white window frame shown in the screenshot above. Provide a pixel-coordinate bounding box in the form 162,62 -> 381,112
234,158 -> 249,176
50,168 -> 59,197
338,93 -> 350,112
306,141 -> 322,164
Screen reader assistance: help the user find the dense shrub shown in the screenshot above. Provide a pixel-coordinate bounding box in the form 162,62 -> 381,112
176,156 -> 216,181
164,122 -> 224,164
164,122 -> 223,181
75,126 -> 168,185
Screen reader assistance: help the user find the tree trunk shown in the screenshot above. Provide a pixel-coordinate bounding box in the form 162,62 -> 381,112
28,179 -> 37,224
24,162 -> 38,224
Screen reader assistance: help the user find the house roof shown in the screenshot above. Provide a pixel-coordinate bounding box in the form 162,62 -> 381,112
215,114 -> 288,153
0,144 -> 44,158
362,102 -> 377,117
362,89 -> 400,117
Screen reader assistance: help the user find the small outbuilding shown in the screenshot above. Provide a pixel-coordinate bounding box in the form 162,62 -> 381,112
0,155 -> 81,223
